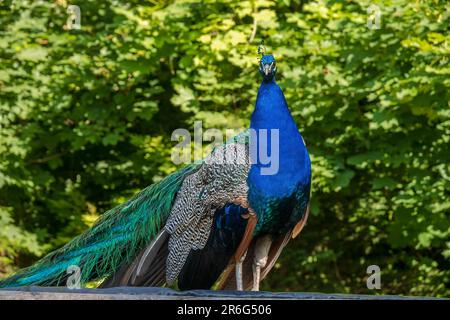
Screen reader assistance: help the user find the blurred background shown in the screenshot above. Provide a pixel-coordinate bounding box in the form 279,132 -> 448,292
0,0 -> 448,296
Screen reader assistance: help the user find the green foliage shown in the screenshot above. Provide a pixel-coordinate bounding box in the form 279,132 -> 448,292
0,206 -> 43,275
0,0 -> 448,296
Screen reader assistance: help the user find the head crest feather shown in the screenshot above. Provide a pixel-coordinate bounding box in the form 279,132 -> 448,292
257,39 -> 266,57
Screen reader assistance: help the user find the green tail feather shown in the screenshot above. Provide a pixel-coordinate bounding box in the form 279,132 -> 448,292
0,163 -> 199,288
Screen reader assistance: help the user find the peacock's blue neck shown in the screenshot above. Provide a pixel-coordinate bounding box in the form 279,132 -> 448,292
248,78 -> 310,200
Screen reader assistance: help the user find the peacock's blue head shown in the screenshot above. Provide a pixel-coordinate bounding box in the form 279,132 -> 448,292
259,54 -> 277,81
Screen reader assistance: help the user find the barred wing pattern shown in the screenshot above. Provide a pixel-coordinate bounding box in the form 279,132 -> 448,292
165,139 -> 251,284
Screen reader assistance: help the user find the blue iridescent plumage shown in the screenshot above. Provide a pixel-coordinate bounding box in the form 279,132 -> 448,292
249,54 -> 311,234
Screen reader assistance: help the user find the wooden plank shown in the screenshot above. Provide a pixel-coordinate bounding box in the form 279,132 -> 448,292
0,287 -> 440,300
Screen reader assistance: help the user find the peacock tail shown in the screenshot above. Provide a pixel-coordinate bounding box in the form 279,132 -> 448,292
0,163 -> 200,288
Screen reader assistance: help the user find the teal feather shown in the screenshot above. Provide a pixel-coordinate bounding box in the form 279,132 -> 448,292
0,163 -> 200,288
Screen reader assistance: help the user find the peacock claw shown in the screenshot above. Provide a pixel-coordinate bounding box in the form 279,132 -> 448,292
252,264 -> 261,291
235,250 -> 247,291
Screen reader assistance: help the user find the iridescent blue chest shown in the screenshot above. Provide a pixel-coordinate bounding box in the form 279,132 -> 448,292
247,80 -> 311,234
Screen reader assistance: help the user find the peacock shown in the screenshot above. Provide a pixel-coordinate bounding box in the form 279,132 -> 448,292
0,45 -> 311,291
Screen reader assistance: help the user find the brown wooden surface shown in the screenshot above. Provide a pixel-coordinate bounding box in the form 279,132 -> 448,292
0,286 -> 441,300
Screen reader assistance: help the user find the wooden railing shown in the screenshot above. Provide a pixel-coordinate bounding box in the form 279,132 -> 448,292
0,286 -> 437,300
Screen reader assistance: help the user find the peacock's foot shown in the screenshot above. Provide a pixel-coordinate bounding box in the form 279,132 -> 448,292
235,250 -> 247,291
252,235 -> 272,291
252,264 -> 261,291
231,198 -> 257,291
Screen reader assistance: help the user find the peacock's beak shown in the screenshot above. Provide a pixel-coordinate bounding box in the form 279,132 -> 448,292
263,64 -> 271,76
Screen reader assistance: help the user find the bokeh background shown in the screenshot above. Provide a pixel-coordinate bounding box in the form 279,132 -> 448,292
0,0 -> 448,296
